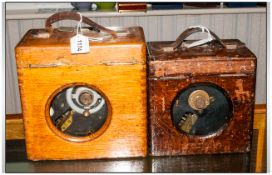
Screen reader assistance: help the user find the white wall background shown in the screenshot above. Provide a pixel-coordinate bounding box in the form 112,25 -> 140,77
6,3 -> 73,10
6,12 -> 267,114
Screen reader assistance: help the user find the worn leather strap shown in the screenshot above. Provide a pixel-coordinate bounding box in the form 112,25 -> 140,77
161,27 -> 226,52
45,11 -> 117,38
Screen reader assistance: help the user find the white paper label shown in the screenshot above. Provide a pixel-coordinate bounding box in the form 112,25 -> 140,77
70,34 -> 90,54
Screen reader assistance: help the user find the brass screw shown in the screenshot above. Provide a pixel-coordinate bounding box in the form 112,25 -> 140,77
83,110 -> 90,117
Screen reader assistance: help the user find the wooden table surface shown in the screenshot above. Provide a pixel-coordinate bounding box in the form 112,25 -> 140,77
5,130 -> 266,173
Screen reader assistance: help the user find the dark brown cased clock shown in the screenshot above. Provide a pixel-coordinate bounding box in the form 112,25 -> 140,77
147,26 -> 257,156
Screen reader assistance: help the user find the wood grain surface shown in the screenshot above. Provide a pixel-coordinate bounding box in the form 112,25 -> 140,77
253,104 -> 266,172
15,26 -> 147,160
15,27 -> 146,69
6,114 -> 25,140
148,40 -> 257,156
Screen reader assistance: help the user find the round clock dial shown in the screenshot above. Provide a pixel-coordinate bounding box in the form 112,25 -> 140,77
172,83 -> 233,136
49,85 -> 109,137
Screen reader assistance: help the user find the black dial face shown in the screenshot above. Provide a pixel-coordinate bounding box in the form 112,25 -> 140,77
49,85 -> 109,137
171,83 -> 233,136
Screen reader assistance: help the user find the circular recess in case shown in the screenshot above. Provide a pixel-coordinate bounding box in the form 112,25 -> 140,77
171,83 -> 233,137
46,84 -> 111,142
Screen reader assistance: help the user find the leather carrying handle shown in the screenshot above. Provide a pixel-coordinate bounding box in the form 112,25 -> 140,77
45,11 -> 117,38
162,27 -> 226,52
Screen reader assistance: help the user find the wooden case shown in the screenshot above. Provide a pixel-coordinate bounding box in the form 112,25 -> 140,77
15,12 -> 147,160
147,26 -> 256,156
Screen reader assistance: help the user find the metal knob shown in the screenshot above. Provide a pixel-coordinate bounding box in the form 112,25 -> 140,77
79,92 -> 93,106
188,90 -> 210,110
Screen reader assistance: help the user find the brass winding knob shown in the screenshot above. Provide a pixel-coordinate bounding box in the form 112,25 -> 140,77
188,90 -> 210,110
79,92 -> 93,106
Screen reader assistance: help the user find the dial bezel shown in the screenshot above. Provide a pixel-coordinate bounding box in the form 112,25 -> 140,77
45,82 -> 112,143
171,82 -> 234,139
